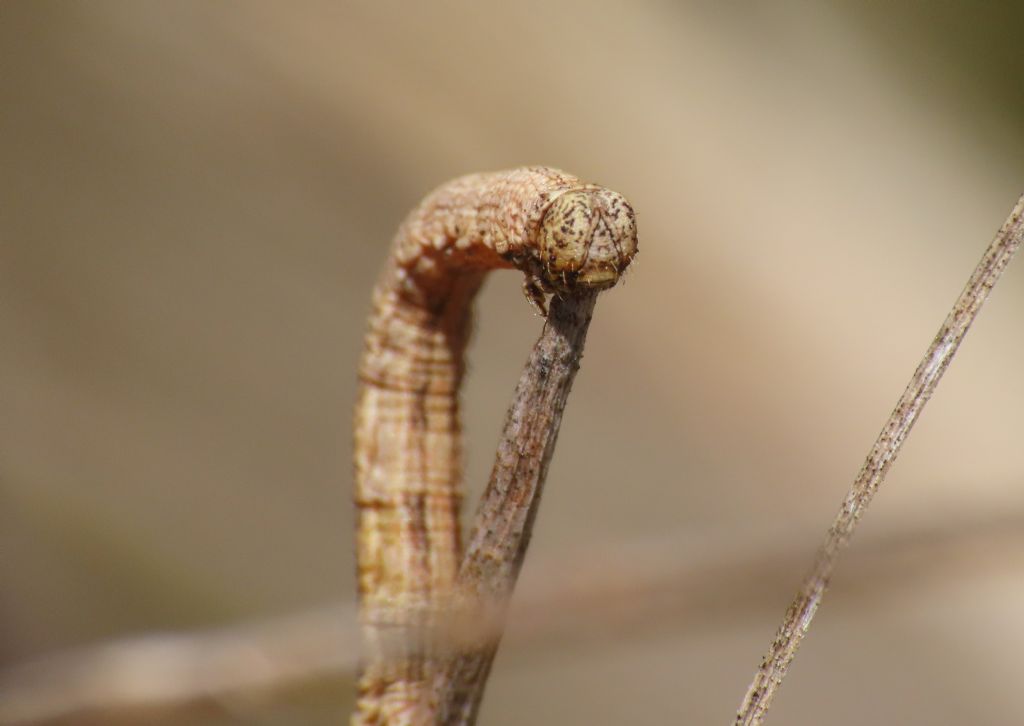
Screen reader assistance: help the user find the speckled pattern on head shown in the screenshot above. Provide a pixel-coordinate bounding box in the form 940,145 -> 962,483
353,167 -> 636,725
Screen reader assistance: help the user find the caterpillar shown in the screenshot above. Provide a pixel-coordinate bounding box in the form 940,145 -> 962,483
353,167 -> 637,724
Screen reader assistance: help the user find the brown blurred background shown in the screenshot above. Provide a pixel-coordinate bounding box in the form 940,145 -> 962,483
3,2 -> 1024,724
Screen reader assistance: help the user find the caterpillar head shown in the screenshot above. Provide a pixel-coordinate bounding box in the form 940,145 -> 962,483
538,187 -> 638,293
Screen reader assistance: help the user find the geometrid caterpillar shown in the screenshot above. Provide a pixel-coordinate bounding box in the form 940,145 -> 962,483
353,167 -> 637,724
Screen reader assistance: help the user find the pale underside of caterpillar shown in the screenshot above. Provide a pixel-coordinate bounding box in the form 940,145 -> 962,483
353,167 -> 637,725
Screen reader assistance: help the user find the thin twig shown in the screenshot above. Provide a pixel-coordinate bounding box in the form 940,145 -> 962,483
428,291 -> 599,725
733,193 -> 1024,726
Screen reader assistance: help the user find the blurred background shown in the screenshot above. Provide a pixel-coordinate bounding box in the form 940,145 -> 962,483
3,1 -> 1024,724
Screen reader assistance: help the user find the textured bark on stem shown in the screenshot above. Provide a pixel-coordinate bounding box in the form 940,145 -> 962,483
428,292 -> 598,725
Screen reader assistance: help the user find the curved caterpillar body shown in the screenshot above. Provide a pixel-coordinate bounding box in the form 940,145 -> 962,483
353,167 -> 637,724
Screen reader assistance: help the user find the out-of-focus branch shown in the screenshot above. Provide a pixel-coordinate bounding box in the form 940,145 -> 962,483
5,506 -> 1024,725
733,193 -> 1024,726
0,603 -> 358,725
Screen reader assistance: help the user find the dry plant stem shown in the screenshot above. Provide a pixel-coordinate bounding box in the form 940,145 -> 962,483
429,292 -> 598,726
734,193 -> 1024,726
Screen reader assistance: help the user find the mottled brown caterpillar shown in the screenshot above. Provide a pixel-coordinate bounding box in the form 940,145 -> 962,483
353,167 -> 637,724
